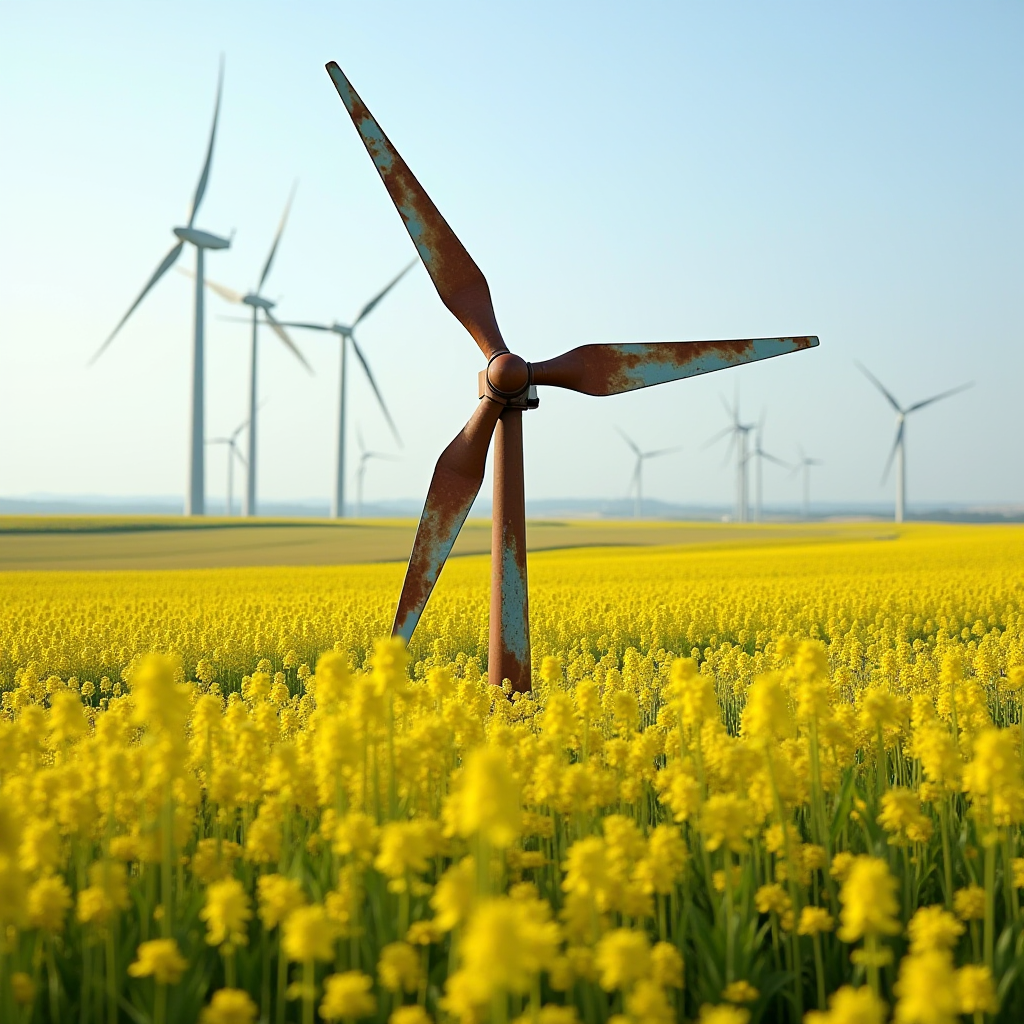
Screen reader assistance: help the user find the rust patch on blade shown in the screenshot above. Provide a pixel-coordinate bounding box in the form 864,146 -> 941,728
531,337 -> 818,396
326,63 -> 507,361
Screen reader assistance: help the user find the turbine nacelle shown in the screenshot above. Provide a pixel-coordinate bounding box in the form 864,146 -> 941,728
173,226 -> 231,250
242,293 -> 275,310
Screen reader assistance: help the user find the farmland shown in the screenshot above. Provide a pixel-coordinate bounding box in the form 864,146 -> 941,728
0,522 -> 1022,1023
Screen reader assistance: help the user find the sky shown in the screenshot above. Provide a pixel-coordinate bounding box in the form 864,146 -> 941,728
1,1 -> 1021,513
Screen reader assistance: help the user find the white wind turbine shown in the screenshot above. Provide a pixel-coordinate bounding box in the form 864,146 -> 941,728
190,185 -> 313,517
91,60 -> 230,517
706,395 -> 756,522
747,411 -> 789,523
207,416 -> 248,516
617,429 -> 683,519
274,262 -> 415,518
857,363 -> 973,523
354,427 -> 401,518
790,446 -> 823,520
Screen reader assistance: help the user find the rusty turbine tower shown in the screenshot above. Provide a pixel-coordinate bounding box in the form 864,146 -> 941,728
325,62 -> 818,692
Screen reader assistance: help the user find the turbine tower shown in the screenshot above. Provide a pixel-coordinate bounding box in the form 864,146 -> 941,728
791,446 -> 823,520
617,429 -> 682,519
207,415 -> 248,515
324,59 -> 818,690
748,411 -> 788,523
188,186 -> 313,516
706,395 -> 756,522
355,427 -> 400,518
91,60 -> 230,517
275,262 -> 413,518
857,363 -> 972,523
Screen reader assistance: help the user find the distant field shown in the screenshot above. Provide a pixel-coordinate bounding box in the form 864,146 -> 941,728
0,515 -> 896,570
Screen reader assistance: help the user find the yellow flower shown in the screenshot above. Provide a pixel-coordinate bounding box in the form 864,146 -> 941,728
377,941 -> 422,993
893,951 -> 958,1024
460,897 -> 561,998
595,928 -> 651,991
127,939 -> 188,985
700,794 -> 756,854
444,747 -> 522,848
314,650 -> 351,706
390,1008 -> 433,1024
697,1005 -> 750,1024
319,971 -> 377,1021
953,884 -> 986,922
722,980 -> 759,1003
626,978 -> 674,1024
741,673 -> 792,744
798,906 -> 835,936
650,941 -> 684,988
28,874 -> 72,932
837,856 -> 901,942
431,856 -> 476,932
804,985 -> 888,1024
199,988 -> 259,1024
10,971 -> 35,1006
905,905 -> 964,954
282,905 -> 337,962
1012,857 -> 1024,889
257,874 -> 306,930
955,964 -> 998,1015
370,637 -> 411,696
200,878 -> 252,949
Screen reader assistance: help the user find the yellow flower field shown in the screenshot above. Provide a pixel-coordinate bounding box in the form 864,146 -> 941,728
0,523 -> 1022,1024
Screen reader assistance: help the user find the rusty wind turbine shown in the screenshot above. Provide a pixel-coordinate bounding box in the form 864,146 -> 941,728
325,61 -> 819,691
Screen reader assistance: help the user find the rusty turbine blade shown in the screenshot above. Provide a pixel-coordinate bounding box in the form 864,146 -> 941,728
325,62 -> 508,361
392,398 -> 505,642
531,337 -> 819,395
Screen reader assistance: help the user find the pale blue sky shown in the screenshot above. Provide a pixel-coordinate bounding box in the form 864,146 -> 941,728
1,1 -> 1021,510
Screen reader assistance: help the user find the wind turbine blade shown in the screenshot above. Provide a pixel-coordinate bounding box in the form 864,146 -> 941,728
644,445 -> 684,459
206,437 -> 231,444
257,181 -> 297,293
881,421 -> 904,483
350,336 -> 402,445
267,320 -> 334,332
702,425 -> 733,450
531,337 -> 818,396
905,382 -> 973,414
356,424 -> 366,454
855,361 -> 903,414
90,241 -> 184,364
392,397 -> 503,641
326,62 -> 508,360
761,451 -> 789,469
177,267 -> 244,304
615,427 -> 641,457
720,394 -> 737,424
352,260 -> 417,328
263,310 -> 314,374
188,57 -> 224,227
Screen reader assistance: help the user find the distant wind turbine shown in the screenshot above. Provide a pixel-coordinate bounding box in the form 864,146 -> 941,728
91,59 -> 230,517
207,419 -> 247,516
856,363 -> 973,523
706,394 -> 756,522
274,262 -> 415,518
791,446 -> 823,520
355,426 -> 401,518
747,410 -> 789,523
186,184 -> 312,517
617,429 -> 682,519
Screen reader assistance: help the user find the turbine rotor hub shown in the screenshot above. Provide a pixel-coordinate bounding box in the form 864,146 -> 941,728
480,352 -> 539,410
487,352 -> 530,397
